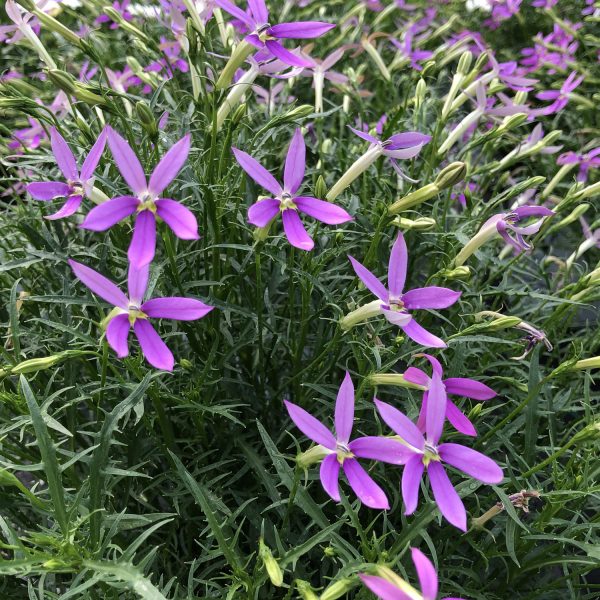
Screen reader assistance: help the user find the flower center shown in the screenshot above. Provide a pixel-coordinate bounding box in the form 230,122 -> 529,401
68,180 -> 84,196
388,296 -> 405,311
279,192 -> 297,211
127,304 -> 147,325
335,442 -> 354,465
422,442 -> 440,466
257,23 -> 273,42
138,191 -> 157,213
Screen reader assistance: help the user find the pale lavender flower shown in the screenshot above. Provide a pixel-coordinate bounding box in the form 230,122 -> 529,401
536,71 -> 583,115
557,147 -> 600,183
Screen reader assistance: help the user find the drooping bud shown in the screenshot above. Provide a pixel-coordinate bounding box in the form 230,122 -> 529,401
259,538 -> 283,587
320,577 -> 357,600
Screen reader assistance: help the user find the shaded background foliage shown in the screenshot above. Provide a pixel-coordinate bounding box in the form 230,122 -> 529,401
0,0 -> 599,598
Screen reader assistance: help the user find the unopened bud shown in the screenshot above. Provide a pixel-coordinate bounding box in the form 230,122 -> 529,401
414,78 -> 426,110
231,103 -> 247,125
15,0 -> 35,10
572,421 -> 600,443
296,580 -> 319,600
435,161 -> 467,189
33,9 -> 82,46
549,204 -> 589,233
104,7 -> 151,44
320,577 -> 357,600
369,373 -> 427,390
440,266 -> 471,280
497,113 -> 529,134
136,101 -> 157,137
259,538 -> 283,587
457,50 -> 473,75
393,216 -> 436,231
186,18 -> 198,56
74,84 -> 107,106
484,316 -> 523,331
283,104 -> 313,122
47,69 -> 77,94
571,356 -> 600,371
388,183 -> 439,214
315,175 -> 327,199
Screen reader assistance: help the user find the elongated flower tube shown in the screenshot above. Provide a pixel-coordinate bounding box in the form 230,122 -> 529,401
326,127 -> 430,201
453,205 -> 554,266
360,548 -> 465,600
403,354 -> 497,437
343,232 -> 461,348
300,47 -> 347,113
375,395 -> 503,530
69,260 -> 213,371
232,128 -> 351,251
26,127 -> 107,220
81,128 -> 199,268
285,372 -> 413,509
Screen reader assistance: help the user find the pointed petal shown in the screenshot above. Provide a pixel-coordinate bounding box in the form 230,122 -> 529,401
269,21 -> 335,39
128,210 -> 157,268
411,548 -> 438,600
381,306 -> 413,326
348,256 -> 388,302
446,400 -> 477,437
294,196 -> 352,225
248,198 -> 280,227
334,371 -> 354,444
231,147 -> 282,196
45,195 -> 83,220
426,374 -> 447,446
248,0 -> 268,22
350,436 -> 414,464
281,209 -> 314,251
80,128 -> 108,182
80,195 -> 139,231
50,127 -> 78,181
374,399 -> 424,450
342,458 -> 389,509
427,461 -> 467,531
128,264 -> 149,305
319,454 -> 341,502
68,259 -> 129,309
106,313 -> 130,358
444,378 -> 497,400
419,354 -> 444,377
359,575 -> 411,600
348,126 -> 379,145
439,443 -> 503,484
148,134 -> 191,196
283,400 -> 336,449
403,287 -> 461,309
388,233 -> 408,297
265,40 -> 314,68
283,128 -> 305,194
155,198 -> 199,239
133,319 -> 174,371
27,181 -> 70,200
107,128 -> 147,194
402,454 -> 424,514
141,297 -> 214,321
401,319 -> 447,348
214,0 -> 255,28
403,366 -> 430,387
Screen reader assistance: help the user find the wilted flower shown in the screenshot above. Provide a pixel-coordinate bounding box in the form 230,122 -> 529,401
69,260 -> 213,370
26,127 -> 107,220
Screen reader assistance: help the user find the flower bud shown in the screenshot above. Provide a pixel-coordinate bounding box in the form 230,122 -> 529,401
15,0 -> 35,10
369,373 -> 427,390
296,580 -> 319,600
440,266 -> 471,280
74,84 -> 107,106
259,538 -> 283,587
457,50 -> 473,75
186,18 -> 198,56
320,577 -> 357,600
231,103 -> 247,126
571,421 -> 600,443
315,175 -> 327,199
392,216 -> 436,231
136,101 -> 158,137
577,180 -> 600,200
283,104 -> 314,122
103,7 -> 151,44
414,78 -> 426,110
483,316 -> 523,331
388,183 -> 439,214
11,350 -> 92,374
571,356 -> 600,371
47,69 -> 77,95
435,161 -> 467,190
33,9 -> 82,46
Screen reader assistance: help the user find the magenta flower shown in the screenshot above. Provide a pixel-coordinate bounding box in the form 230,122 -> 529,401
557,147 -> 600,183
360,547 -> 465,600
390,27 -> 434,71
536,71 -> 583,115
403,354 -> 497,437
69,260 -> 213,371
347,233 -> 461,348
232,128 -> 352,251
81,128 -> 198,268
215,0 -> 334,67
494,206 -> 554,254
375,392 -> 503,531
284,372 -> 412,509
26,127 -> 107,220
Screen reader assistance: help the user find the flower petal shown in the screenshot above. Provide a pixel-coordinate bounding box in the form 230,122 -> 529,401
148,134 -> 191,196
439,443 -> 503,484
348,126 -> 379,145
133,319 -> 174,371
281,209 -> 314,250
248,198 -> 280,227
294,196 -> 352,224
248,0 -> 268,22
128,210 -> 157,268
269,21 -> 335,39
283,400 -> 336,449
401,319 -> 447,348
80,128 -> 108,182
27,181 -> 70,200
425,373 -> 447,446
348,256 -> 388,302
403,366 -> 430,387
446,400 -> 477,437
283,128 -> 305,194
45,195 -> 83,220
402,287 -> 462,310
342,458 -> 389,509
334,371 -> 354,444
68,259 -> 129,309
427,461 -> 467,531
388,233 -> 408,297
155,198 -> 199,240
50,127 -> 78,181
411,548 -> 438,600
106,313 -> 130,358
402,454 -> 424,514
80,195 -> 139,231
444,378 -> 497,400
350,436 -> 414,465
319,453 -> 340,502
381,306 -> 413,326
214,0 -> 255,29
265,40 -> 314,68
231,147 -> 282,196
141,297 -> 214,321
374,399 -> 424,450
107,128 -> 147,194
128,264 -> 149,305
359,575 -> 411,600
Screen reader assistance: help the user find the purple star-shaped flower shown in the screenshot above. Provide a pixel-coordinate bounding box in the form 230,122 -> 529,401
557,147 -> 600,183
81,127 -> 199,268
215,0 -> 334,67
348,232 -> 461,348
285,372 -> 412,509
536,71 -> 583,115
26,127 -> 107,220
232,128 -> 352,251
69,259 -> 213,371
